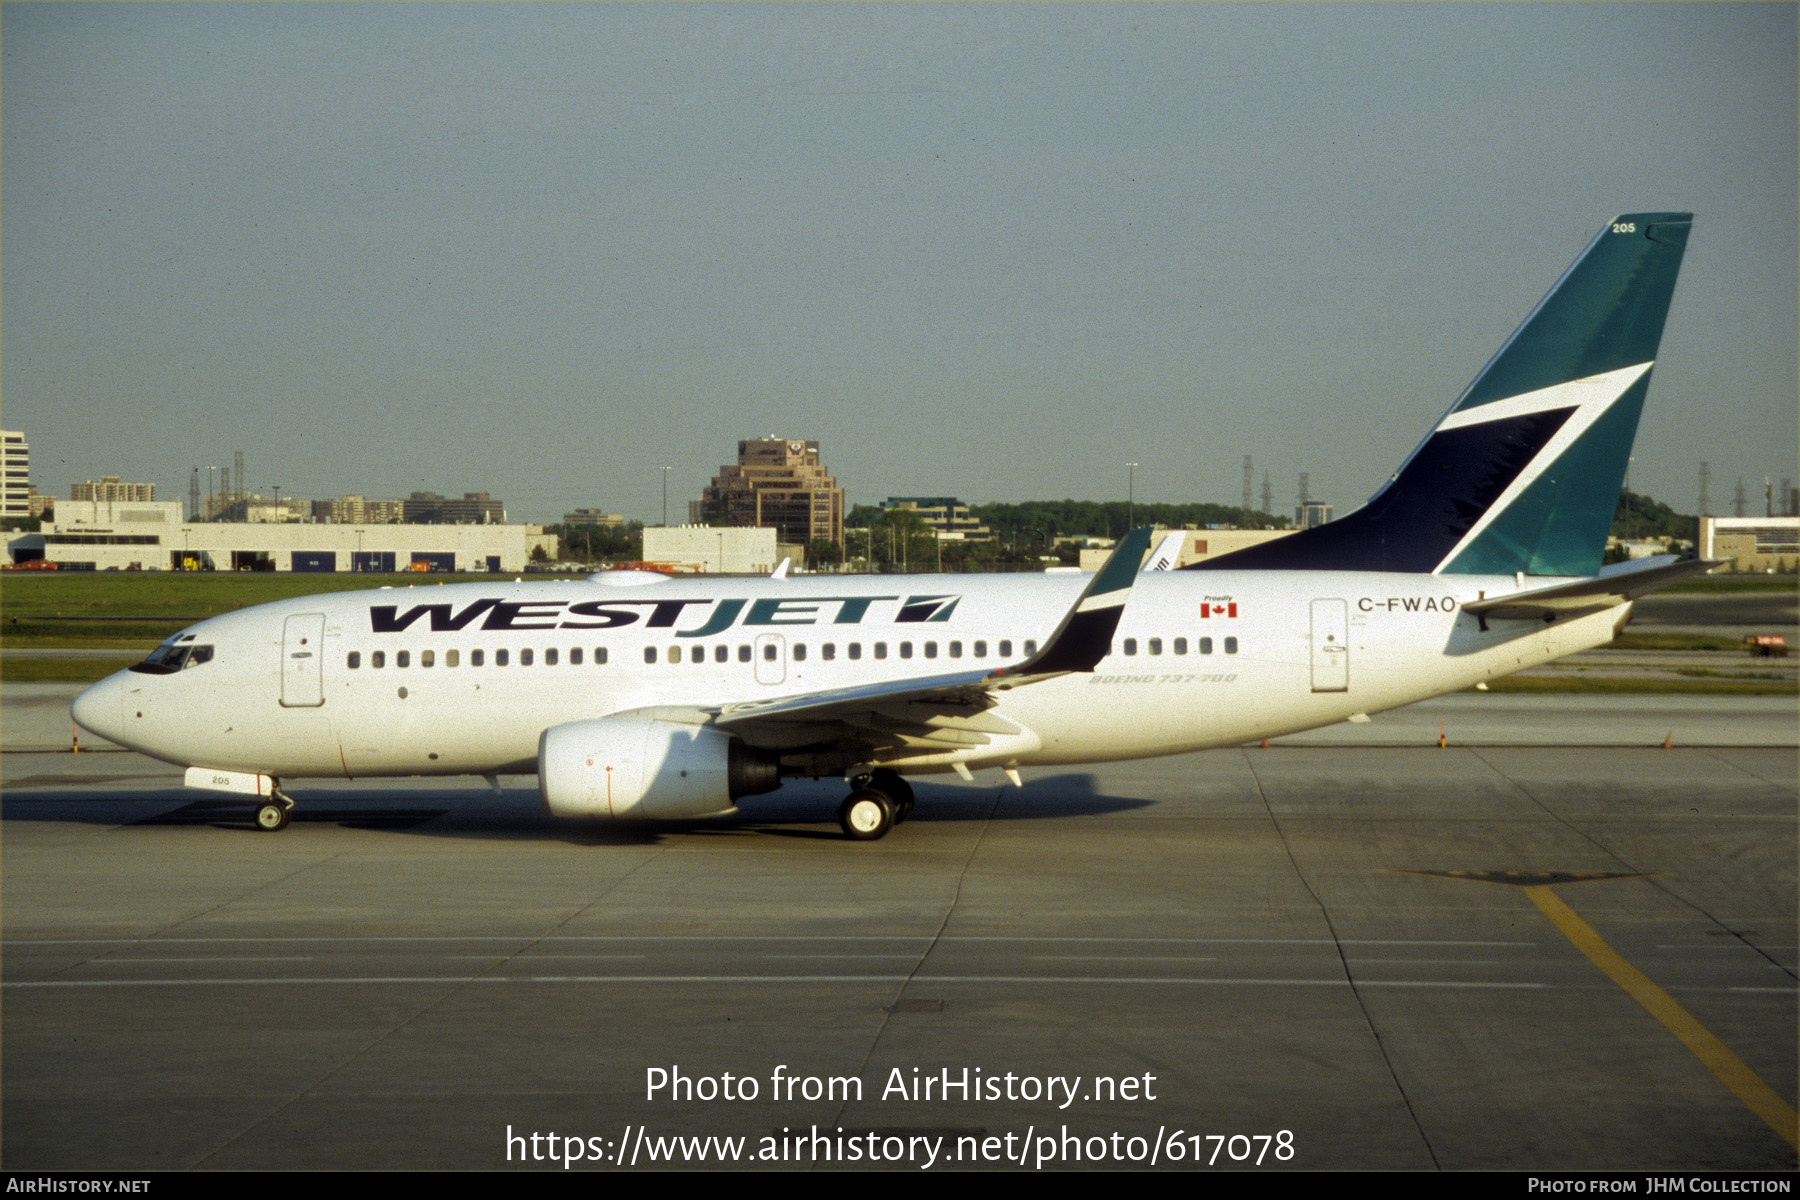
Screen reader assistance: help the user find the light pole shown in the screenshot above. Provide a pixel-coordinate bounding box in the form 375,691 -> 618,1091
1624,456 -> 1635,540
272,485 -> 281,523
1126,462 -> 1139,535
661,466 -> 671,527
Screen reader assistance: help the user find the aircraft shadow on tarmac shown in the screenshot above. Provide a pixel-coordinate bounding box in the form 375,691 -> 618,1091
0,773 -> 1151,845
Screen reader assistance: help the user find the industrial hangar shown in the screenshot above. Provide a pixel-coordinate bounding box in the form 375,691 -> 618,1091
6,499 -> 557,573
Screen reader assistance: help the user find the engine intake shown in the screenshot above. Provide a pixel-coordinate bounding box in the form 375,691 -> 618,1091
537,716 -> 779,819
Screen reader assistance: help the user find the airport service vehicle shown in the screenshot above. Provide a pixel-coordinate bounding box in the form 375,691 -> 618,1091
72,213 -> 1707,840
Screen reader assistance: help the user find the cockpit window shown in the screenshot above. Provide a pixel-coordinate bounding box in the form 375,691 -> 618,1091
130,638 -> 216,675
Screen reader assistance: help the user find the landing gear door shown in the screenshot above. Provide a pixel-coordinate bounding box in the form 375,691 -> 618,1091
1310,599 -> 1349,693
281,614 -> 326,708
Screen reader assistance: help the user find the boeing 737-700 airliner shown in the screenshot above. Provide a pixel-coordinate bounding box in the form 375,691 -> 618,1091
72,213 -> 1706,839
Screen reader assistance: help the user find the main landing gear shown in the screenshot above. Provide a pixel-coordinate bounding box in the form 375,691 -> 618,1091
837,769 -> 914,841
254,782 -> 295,832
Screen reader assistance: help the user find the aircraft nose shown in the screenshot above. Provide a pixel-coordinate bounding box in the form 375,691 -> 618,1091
70,674 -> 126,744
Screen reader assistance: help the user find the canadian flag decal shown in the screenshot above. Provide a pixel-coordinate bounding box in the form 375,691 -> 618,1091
1200,602 -> 1239,619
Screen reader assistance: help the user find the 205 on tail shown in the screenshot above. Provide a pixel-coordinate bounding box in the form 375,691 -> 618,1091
71,214 -> 1707,840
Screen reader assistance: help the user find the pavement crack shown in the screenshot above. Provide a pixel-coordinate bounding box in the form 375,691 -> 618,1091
828,785 -> 1005,1144
1473,747 -> 1798,984
1240,747 -> 1443,1170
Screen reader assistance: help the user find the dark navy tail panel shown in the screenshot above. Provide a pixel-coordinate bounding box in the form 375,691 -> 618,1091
1186,213 -> 1691,577
1190,408 -> 1574,573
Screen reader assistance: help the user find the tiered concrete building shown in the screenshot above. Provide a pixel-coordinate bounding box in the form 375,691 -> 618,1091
693,438 -> 844,547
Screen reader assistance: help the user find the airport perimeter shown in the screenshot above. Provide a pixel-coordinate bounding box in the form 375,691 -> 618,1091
2,688 -> 1793,1171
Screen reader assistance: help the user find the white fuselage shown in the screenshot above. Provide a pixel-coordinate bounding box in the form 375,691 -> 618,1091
73,568 -> 1626,781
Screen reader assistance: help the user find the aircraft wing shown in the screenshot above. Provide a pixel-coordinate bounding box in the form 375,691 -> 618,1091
711,527 -> 1153,751
1461,556 -> 1724,623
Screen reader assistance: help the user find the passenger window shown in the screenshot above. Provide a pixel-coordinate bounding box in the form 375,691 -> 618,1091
446,649 -> 459,667
924,642 -> 937,659
793,644 -> 807,662
545,647 -> 557,666
849,643 -> 862,660
1225,637 -> 1238,655
900,642 -> 913,659
1025,640 -> 1038,655
348,651 -> 361,669
471,649 -> 485,667
569,648 -> 581,665
397,650 -> 410,668
822,643 -> 835,661
974,640 -> 987,657
372,651 -> 386,669
1148,638 -> 1162,656
521,648 -> 534,666
496,648 -> 509,667
738,645 -> 751,662
668,646 -> 681,664
714,645 -> 728,663
762,643 -> 777,661
999,640 -> 1013,657
421,650 -> 435,668
595,647 -> 608,664
1123,638 -> 1137,656
1200,638 -> 1213,655
644,647 -> 658,664
875,643 -> 888,660
948,641 -> 962,658
1173,638 -> 1187,655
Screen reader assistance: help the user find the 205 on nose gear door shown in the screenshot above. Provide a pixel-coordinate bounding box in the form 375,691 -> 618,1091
281,614 -> 326,707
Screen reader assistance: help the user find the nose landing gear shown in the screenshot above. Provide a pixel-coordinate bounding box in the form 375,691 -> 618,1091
254,783 -> 295,832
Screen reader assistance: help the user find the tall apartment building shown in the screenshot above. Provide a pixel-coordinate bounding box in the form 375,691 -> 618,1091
403,491 -> 505,525
694,438 -> 844,547
72,476 -> 157,503
311,496 -> 404,524
2,431 -> 29,519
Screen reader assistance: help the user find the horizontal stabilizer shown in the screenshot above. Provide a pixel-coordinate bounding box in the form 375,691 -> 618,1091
1462,556 -> 1723,623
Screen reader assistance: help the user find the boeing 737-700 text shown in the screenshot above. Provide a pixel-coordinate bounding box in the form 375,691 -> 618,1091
72,213 -> 1707,839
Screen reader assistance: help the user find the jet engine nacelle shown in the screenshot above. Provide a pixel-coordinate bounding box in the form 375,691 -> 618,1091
537,716 -> 779,819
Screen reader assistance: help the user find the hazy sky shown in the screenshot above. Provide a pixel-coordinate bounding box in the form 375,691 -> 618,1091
5,2 -> 1795,524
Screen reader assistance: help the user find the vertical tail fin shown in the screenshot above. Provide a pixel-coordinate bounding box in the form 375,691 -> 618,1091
1187,213 -> 1692,577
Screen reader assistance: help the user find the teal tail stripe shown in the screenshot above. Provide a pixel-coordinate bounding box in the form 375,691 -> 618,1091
1442,372 -> 1651,576
1454,214 -> 1691,413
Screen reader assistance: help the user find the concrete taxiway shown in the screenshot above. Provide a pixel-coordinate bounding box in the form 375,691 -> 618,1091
2,685 -> 1795,1171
